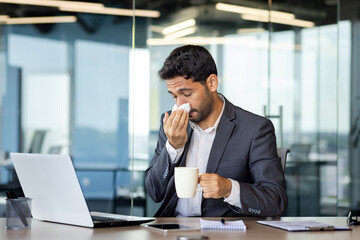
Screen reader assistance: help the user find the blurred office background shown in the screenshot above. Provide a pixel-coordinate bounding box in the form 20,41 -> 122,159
0,0 -> 359,217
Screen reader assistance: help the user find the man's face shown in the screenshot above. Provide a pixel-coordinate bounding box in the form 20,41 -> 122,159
166,76 -> 214,123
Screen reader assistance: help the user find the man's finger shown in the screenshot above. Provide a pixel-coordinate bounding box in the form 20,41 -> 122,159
199,173 -> 214,181
163,112 -> 169,126
171,110 -> 185,130
179,111 -> 189,132
167,110 -> 179,128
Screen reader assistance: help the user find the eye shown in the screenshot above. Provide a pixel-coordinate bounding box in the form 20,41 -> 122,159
172,95 -> 177,99
184,93 -> 192,97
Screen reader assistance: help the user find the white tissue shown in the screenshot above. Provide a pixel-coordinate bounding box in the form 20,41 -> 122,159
172,103 -> 191,113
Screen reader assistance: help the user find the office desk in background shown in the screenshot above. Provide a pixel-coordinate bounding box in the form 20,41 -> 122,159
0,217 -> 358,240
285,153 -> 338,216
74,163 -> 147,215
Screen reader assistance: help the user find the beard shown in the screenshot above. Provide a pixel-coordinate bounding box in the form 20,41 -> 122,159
189,88 -> 214,123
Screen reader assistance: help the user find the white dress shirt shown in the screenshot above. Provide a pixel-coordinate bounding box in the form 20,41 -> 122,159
165,95 -> 241,217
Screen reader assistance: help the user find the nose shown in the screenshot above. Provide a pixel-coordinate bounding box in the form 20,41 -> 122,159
176,96 -> 186,107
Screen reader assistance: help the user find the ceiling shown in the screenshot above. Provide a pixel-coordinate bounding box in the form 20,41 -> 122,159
0,0 -> 341,19
0,0 -> 358,35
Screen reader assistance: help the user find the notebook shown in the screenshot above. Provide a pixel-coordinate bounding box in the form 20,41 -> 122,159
10,153 -> 155,228
200,219 -> 246,230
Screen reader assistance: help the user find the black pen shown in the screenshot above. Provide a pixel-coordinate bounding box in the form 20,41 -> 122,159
221,218 -> 226,225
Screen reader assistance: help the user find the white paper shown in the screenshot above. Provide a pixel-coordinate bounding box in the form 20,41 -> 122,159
257,220 -> 350,231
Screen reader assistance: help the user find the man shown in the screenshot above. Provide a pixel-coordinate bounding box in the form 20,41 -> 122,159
145,45 -> 287,217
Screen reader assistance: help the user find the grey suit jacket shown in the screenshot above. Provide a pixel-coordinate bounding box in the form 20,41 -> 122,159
145,96 -> 288,217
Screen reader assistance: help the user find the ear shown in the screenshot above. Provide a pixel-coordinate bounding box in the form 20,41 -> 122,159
206,74 -> 218,93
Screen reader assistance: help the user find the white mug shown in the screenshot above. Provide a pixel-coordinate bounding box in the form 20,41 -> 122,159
174,167 -> 202,198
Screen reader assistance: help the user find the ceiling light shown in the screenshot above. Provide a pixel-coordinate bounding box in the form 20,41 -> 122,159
59,6 -> 160,18
237,28 -> 265,34
216,3 -> 295,20
0,0 -> 160,18
162,19 -> 196,35
147,36 -> 214,46
4,16 -> 77,25
147,36 -> 255,46
0,0 -> 104,9
241,14 -> 314,28
164,26 -> 197,40
215,2 -> 314,28
147,36 -> 296,51
0,15 -> 9,22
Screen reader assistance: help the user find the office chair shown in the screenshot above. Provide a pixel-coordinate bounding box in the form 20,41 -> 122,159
277,148 -> 290,170
290,143 -> 311,161
28,130 -> 47,153
0,130 -> 48,198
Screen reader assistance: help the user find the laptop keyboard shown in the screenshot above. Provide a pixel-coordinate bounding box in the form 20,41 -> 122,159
92,215 -> 127,223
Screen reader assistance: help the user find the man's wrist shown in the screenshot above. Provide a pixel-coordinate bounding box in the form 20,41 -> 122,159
166,141 -> 185,163
223,179 -> 241,209
222,178 -> 232,198
168,141 -> 184,150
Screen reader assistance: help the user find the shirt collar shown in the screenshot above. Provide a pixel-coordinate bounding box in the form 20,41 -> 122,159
189,94 -> 225,133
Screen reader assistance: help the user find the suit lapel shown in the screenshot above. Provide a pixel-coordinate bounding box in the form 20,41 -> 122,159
206,96 -> 236,173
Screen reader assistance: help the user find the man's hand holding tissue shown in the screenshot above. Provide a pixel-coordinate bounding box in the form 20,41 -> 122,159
163,104 -> 190,149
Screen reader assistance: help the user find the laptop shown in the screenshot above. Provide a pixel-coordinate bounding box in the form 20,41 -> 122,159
10,153 -> 155,228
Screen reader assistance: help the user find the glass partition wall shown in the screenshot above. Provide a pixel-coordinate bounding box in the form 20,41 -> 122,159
0,0 -> 358,217
0,2 -> 138,215
144,0 -> 354,217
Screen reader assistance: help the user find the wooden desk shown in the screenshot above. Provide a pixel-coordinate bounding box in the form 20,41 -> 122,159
0,217 -> 358,240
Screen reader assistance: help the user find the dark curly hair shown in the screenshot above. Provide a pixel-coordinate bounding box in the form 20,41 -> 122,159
158,45 -> 217,84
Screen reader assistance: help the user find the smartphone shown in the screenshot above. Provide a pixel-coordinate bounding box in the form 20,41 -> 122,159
177,236 -> 209,240
141,223 -> 200,233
